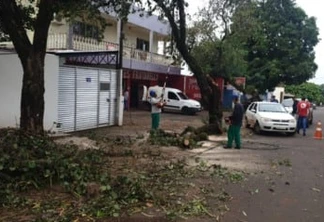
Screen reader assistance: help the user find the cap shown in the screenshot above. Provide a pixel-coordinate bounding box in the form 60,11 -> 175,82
233,95 -> 239,100
149,90 -> 156,97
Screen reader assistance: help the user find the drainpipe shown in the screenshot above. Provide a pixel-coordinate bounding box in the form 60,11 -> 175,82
149,30 -> 154,62
116,19 -> 124,126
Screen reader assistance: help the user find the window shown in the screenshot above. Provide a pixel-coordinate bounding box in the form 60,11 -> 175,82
168,92 -> 179,100
136,38 -> 149,52
258,104 -> 286,113
177,92 -> 188,100
100,82 -> 110,91
73,21 -> 99,39
249,103 -> 256,111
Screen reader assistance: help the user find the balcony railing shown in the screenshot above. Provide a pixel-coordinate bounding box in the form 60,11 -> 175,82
47,33 -> 174,66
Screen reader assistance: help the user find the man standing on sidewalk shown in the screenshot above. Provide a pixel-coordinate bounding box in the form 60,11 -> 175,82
224,95 -> 244,149
296,97 -> 310,136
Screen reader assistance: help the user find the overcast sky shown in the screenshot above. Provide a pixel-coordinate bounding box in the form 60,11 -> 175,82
186,0 -> 324,85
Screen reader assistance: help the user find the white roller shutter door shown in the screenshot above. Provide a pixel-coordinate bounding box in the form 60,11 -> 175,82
58,67 -> 76,132
58,66 -> 117,132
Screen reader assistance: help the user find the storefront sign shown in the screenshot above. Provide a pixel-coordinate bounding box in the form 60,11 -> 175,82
124,70 -> 158,81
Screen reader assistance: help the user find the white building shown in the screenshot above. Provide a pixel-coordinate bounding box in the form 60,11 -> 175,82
0,49 -> 120,132
0,4 -> 182,132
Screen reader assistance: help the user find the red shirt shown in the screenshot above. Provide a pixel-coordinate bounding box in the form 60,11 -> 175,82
297,101 -> 310,117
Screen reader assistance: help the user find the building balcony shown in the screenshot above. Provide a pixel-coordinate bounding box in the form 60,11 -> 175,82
47,33 -> 180,74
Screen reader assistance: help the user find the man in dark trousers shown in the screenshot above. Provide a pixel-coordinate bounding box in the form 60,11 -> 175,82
296,97 -> 310,136
224,95 -> 244,149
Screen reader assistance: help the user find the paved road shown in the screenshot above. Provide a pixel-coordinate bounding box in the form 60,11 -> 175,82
99,108 -> 324,221
222,107 -> 324,222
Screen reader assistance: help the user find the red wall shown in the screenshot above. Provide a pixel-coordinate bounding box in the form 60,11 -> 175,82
161,75 -> 224,102
123,69 -> 224,108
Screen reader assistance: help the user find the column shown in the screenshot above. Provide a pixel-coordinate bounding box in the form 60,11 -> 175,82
117,19 -> 121,43
67,24 -> 73,50
149,30 -> 154,62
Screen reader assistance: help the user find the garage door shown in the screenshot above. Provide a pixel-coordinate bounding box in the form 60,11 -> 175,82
58,66 -> 117,132
75,67 -> 98,131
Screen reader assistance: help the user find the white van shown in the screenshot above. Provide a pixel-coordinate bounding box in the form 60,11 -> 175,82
142,85 -> 202,115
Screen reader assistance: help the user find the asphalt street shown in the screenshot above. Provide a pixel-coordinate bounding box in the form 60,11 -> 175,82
115,108 -> 324,222
222,107 -> 324,222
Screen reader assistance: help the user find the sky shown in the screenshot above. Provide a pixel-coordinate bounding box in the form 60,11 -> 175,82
186,0 -> 324,85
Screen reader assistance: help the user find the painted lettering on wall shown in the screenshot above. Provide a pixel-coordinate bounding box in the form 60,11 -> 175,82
186,77 -> 201,100
124,70 -> 158,81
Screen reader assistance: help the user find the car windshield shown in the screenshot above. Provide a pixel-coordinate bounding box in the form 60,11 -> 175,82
177,92 -> 188,100
258,103 -> 287,113
282,98 -> 293,107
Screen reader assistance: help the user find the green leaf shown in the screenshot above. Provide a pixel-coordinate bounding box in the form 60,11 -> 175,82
9,167 -> 16,171
113,212 -> 119,217
28,161 -> 36,169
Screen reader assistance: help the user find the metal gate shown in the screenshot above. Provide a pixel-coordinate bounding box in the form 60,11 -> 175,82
58,66 -> 117,132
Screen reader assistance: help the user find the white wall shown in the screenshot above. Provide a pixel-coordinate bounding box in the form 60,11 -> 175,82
272,86 -> 285,103
0,52 -> 59,131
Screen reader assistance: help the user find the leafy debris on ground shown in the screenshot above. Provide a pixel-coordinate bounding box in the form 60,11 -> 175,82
0,128 -> 246,221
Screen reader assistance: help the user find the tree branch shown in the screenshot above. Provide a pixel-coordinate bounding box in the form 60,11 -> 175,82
33,0 -> 55,55
0,0 -> 32,58
155,0 -> 181,47
177,0 -> 186,44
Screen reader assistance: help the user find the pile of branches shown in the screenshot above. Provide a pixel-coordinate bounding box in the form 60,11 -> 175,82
148,126 -> 209,149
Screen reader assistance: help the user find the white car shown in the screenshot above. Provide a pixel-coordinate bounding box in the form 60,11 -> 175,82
245,101 -> 297,136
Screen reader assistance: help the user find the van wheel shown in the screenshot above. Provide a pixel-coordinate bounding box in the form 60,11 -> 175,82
182,107 -> 190,115
245,117 -> 250,128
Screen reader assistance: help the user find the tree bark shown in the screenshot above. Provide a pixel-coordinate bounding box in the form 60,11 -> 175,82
208,82 -> 223,125
20,53 -> 45,133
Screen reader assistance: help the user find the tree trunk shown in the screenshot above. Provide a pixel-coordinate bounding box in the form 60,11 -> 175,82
208,84 -> 222,125
0,0 -> 54,133
20,53 -> 45,133
153,0 -> 223,134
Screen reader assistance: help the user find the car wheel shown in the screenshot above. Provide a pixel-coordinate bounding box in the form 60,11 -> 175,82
253,121 -> 262,134
245,117 -> 250,128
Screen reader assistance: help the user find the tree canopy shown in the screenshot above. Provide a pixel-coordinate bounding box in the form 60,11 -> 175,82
188,0 -> 252,81
286,82 -> 323,103
243,0 -> 319,92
